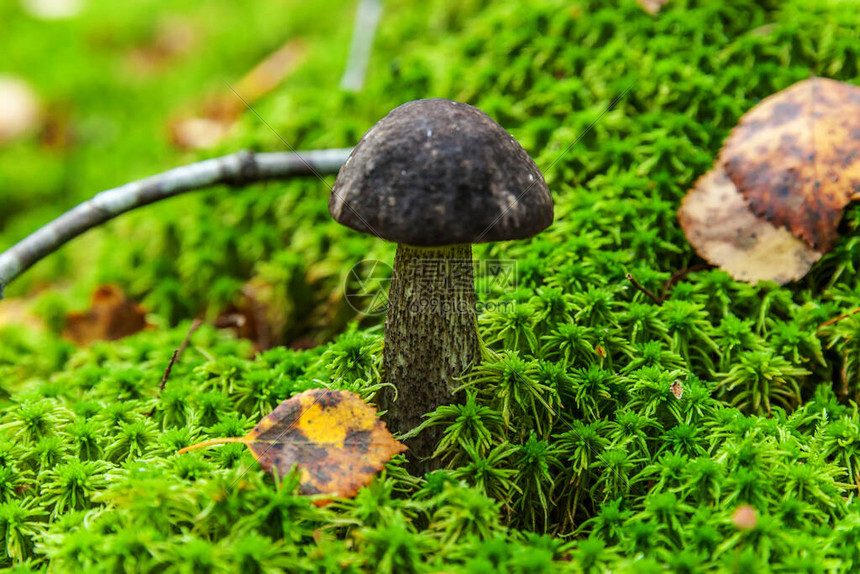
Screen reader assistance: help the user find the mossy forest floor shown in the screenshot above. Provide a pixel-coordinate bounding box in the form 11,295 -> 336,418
3,0 -> 860,571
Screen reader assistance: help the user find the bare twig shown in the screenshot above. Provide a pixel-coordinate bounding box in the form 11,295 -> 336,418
626,273 -> 661,304
0,148 -> 352,299
147,318 -> 203,417
819,306 -> 860,330
661,264 -> 711,295
340,0 -> 383,92
839,353 -> 850,400
627,264 -> 712,305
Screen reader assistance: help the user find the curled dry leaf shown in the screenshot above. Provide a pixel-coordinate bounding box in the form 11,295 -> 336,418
722,77 -> 860,252
62,284 -> 149,345
678,166 -> 822,284
214,276 -> 315,352
179,388 -> 406,503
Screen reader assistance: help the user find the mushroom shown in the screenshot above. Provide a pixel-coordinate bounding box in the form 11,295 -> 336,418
329,98 -> 553,471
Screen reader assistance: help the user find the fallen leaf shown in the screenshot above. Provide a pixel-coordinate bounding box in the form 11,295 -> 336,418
125,17 -> 197,79
213,275 -> 315,351
678,166 -> 822,284
169,40 -> 305,150
224,41 -> 305,117
722,77 -> 860,251
0,76 -> 41,144
179,388 -> 406,503
62,285 -> 149,345
636,0 -> 669,15
288,336 -> 320,350
168,117 -> 230,150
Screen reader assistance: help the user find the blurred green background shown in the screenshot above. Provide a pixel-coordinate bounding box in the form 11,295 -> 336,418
0,0 -> 352,228
0,0 -> 493,342
0,0 -> 361,307
5,2 -> 860,571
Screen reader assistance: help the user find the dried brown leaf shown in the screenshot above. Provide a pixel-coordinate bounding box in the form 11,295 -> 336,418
169,41 -> 305,150
213,276 -> 316,351
62,285 -> 149,345
678,166 -> 822,284
168,118 -> 230,150
125,17 -> 197,78
722,77 -> 860,251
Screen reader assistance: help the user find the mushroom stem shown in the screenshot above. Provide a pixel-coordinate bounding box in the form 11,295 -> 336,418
381,243 -> 479,472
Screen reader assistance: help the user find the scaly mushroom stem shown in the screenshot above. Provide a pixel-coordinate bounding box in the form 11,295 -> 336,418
381,243 -> 479,473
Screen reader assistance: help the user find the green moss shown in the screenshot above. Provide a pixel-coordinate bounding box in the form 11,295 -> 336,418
4,0 -> 860,570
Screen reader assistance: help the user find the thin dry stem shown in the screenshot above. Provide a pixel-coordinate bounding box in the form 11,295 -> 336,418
177,437 -> 248,455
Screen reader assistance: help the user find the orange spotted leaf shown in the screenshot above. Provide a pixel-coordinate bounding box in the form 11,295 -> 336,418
179,389 -> 406,502
722,77 -> 860,252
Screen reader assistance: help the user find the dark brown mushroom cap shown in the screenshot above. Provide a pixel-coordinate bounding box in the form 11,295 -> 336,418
329,98 -> 553,246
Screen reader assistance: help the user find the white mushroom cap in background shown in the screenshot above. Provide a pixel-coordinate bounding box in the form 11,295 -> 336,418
20,0 -> 84,20
0,76 -> 42,144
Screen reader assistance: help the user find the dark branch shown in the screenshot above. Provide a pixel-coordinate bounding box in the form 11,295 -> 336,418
0,148 -> 352,298
626,273 -> 661,304
627,264 -> 712,306
661,264 -> 712,296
